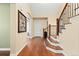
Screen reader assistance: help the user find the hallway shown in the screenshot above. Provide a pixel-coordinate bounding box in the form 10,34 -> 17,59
18,37 -> 64,56
10,3 -> 65,56
10,3 -> 79,56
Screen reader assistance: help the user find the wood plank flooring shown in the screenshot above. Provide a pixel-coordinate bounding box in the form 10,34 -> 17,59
18,37 -> 64,56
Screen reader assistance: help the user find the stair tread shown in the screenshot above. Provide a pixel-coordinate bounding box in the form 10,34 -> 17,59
45,45 -> 64,56
55,46 -> 63,50
48,37 -> 59,44
50,36 -> 60,42
45,40 -> 63,50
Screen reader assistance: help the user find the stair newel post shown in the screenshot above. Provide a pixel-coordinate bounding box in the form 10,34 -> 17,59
49,24 -> 51,38
57,18 -> 59,36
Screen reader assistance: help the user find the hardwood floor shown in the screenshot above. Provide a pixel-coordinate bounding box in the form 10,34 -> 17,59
18,37 -> 63,56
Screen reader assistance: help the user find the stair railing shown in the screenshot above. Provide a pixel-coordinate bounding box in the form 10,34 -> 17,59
43,24 -> 57,38
43,3 -> 79,38
43,25 -> 49,38
57,3 -> 79,35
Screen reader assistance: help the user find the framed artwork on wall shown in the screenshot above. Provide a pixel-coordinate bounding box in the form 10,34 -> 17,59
18,10 -> 27,33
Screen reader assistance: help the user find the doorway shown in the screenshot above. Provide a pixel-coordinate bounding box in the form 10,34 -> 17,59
33,17 -> 48,37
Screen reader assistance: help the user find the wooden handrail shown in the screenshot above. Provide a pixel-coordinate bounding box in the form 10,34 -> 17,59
59,3 -> 68,20
57,3 -> 68,36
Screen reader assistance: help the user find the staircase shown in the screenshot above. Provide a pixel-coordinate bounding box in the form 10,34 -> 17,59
43,24 -> 65,56
43,3 -> 79,56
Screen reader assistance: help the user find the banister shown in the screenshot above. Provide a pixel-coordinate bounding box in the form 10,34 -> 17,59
43,3 -> 79,38
43,3 -> 68,37
57,3 -> 68,36
59,3 -> 68,20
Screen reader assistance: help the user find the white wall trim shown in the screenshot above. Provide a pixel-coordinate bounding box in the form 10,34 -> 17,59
0,48 -> 10,51
16,42 -> 28,56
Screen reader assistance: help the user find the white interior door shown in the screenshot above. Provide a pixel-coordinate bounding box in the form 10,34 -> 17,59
34,20 -> 41,36
34,19 -> 47,37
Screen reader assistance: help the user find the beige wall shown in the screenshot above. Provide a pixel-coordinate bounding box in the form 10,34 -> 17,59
48,15 -> 56,25
59,15 -> 79,56
10,3 -> 32,55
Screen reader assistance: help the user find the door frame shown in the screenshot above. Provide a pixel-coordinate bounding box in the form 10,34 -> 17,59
33,17 -> 48,37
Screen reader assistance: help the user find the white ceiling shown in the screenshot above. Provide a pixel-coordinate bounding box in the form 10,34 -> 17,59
31,3 -> 65,18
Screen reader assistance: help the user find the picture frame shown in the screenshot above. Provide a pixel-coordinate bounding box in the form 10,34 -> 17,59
18,10 -> 27,33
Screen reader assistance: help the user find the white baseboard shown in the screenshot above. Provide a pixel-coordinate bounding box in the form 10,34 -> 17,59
16,42 -> 28,56
0,48 -> 10,51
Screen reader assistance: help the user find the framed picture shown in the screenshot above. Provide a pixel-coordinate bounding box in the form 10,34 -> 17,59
18,10 -> 27,33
